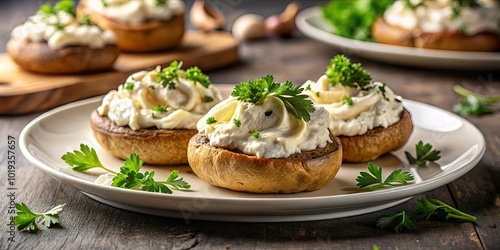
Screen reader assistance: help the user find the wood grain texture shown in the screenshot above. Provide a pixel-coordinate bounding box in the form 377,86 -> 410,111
0,31 -> 238,115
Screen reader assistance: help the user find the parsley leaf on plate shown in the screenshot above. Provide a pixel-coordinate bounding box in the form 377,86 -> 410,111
62,144 -> 190,194
405,140 -> 441,166
356,162 -> 414,191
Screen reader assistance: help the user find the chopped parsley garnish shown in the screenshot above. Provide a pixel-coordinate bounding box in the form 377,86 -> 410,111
405,140 -> 441,166
15,203 -> 65,233
231,75 -> 315,122
61,144 -> 190,194
157,61 -> 181,89
155,0 -> 167,7
39,0 -> 76,16
124,82 -> 135,90
206,117 -> 217,124
152,105 -> 168,112
186,66 -> 211,88
252,131 -> 260,138
203,95 -> 214,103
377,82 -> 387,100
356,162 -> 414,191
325,55 -> 372,90
233,118 -> 241,127
315,91 -> 320,97
79,14 -> 97,26
342,95 -> 353,106
101,0 -> 109,7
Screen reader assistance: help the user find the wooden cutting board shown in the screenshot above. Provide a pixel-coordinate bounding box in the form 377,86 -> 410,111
0,31 -> 238,115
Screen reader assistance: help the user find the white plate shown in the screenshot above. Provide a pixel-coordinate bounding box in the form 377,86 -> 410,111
20,86 -> 485,222
296,7 -> 500,70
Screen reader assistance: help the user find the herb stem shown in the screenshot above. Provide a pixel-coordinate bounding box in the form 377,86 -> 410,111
454,85 -> 500,103
428,198 -> 476,222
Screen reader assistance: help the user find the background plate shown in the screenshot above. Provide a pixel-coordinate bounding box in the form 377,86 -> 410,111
296,7 -> 500,70
20,85 -> 485,222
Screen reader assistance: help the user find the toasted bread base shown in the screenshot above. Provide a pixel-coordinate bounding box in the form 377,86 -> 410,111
187,133 -> 343,193
6,38 -> 119,74
372,17 -> 500,51
338,109 -> 413,163
78,0 -> 185,52
90,110 -> 196,165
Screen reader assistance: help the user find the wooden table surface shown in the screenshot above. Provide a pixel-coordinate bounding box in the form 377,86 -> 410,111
1,1 -> 499,249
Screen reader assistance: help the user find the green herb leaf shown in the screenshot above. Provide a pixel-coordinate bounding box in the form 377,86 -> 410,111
124,81 -> 135,90
15,203 -> 65,233
203,95 -> 214,103
356,162 -> 414,191
252,131 -> 260,138
62,146 -> 190,194
413,198 -> 476,222
157,61 -> 181,89
61,144 -> 113,172
322,0 -> 394,41
152,105 -> 168,112
453,85 -> 499,116
55,0 -> 76,16
405,140 -> 441,166
185,66 -> 211,88
231,75 -> 315,122
376,211 -> 416,232
206,117 -> 217,124
325,55 -> 372,90
233,118 -> 241,127
342,95 -> 353,106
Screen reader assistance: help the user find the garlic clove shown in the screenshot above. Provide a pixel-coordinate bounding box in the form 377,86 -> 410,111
231,14 -> 266,41
264,1 -> 300,38
190,0 -> 226,32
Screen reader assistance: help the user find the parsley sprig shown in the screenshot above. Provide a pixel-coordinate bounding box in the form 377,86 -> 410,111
39,0 -> 76,16
157,61 -> 181,89
405,140 -> 441,166
377,198 -> 476,232
15,203 -> 65,233
356,162 -> 414,191
453,85 -> 499,116
156,61 -> 212,89
231,75 -> 315,122
186,66 -> 211,88
376,210 -> 415,232
325,55 -> 372,90
61,144 -> 190,194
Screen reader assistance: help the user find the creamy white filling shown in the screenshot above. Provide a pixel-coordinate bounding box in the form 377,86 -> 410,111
98,67 -> 222,131
384,0 -> 500,35
11,11 -> 115,49
303,76 -> 403,137
197,96 -> 332,159
87,0 -> 185,24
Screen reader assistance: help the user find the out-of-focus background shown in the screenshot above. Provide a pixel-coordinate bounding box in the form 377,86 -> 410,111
0,0 -> 329,53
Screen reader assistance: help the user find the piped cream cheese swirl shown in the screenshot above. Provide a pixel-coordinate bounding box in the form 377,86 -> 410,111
384,0 -> 500,35
87,0 -> 185,24
11,8 -> 115,50
98,66 -> 222,130
303,75 -> 403,137
197,96 -> 332,159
